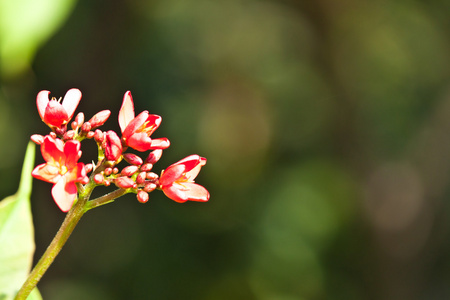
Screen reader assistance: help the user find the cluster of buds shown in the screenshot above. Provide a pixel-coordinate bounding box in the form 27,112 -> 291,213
31,88 -> 209,212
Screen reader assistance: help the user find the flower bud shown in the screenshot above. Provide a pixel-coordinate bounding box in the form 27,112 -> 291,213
136,172 -> 146,184
88,110 -> 111,129
71,121 -> 78,130
143,182 -> 157,192
146,172 -> 158,180
74,112 -> 85,127
137,190 -> 149,203
30,134 -> 44,145
104,167 -> 113,176
113,167 -> 119,174
81,122 -> 92,132
81,176 -> 90,184
104,180 -> 111,186
114,176 -> 136,189
123,153 -> 143,166
63,130 -> 76,140
140,163 -> 153,172
104,130 -> 122,161
145,149 -> 163,164
49,132 -> 57,138
86,131 -> 95,139
84,163 -> 94,173
121,165 -> 139,176
94,129 -> 105,143
94,173 -> 104,184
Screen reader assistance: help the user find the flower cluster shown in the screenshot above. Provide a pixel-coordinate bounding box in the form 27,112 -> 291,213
31,88 -> 209,212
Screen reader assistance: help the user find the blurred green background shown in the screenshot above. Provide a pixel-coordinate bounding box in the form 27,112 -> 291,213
1,0 -> 450,299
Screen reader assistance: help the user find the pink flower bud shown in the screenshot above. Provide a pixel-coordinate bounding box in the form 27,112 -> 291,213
86,131 -> 95,139
94,129 -> 105,143
113,167 -> 119,174
114,176 -> 136,189
104,167 -> 113,176
71,121 -> 78,130
85,163 -> 94,173
121,165 -> 139,176
88,110 -> 111,129
140,163 -> 153,172
143,182 -> 157,192
81,122 -> 92,132
123,153 -> 143,166
94,173 -> 104,184
104,130 -> 123,161
146,149 -> 163,164
75,112 -> 85,127
30,134 -> 44,145
81,176 -> 90,184
137,190 -> 149,203
136,172 -> 146,184
146,172 -> 158,180
49,132 -> 57,138
63,130 -> 76,140
104,180 -> 111,186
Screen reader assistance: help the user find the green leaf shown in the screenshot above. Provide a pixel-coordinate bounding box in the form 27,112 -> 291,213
0,142 -> 42,299
0,0 -> 77,78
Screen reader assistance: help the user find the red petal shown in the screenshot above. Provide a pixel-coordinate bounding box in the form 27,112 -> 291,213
44,100 -> 69,128
162,184 -> 188,203
63,140 -> 81,169
127,132 -> 153,152
159,164 -> 185,186
118,91 -> 135,133
62,88 -> 82,120
36,90 -> 50,121
41,136 -> 64,165
143,114 -> 162,136
51,177 -> 77,212
123,111 -> 148,139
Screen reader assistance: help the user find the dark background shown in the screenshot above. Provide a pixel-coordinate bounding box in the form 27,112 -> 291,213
1,0 -> 450,299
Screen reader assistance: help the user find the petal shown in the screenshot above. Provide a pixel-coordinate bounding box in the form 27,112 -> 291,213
162,184 -> 188,203
118,91 -> 135,133
168,155 -> 201,174
149,138 -> 170,150
64,163 -> 86,182
36,90 -> 50,120
44,100 -> 69,127
159,164 -> 185,186
122,111 -> 149,139
180,182 -> 210,202
63,140 -> 81,169
41,136 -> 64,164
51,177 -> 77,212
185,157 -> 206,181
104,130 -> 123,160
62,88 -> 82,120
162,182 -> 209,203
127,132 -> 153,152
143,114 -> 162,136
32,164 -> 60,183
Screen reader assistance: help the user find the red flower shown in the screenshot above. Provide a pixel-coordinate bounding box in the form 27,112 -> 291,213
32,136 -> 87,212
159,155 -> 209,203
118,91 -> 170,152
37,88 -> 82,129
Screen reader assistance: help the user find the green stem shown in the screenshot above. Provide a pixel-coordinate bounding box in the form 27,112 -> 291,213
14,194 -> 88,300
14,184 -> 129,299
86,188 -> 131,210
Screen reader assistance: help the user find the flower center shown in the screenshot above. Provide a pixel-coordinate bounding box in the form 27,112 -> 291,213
60,165 -> 68,175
